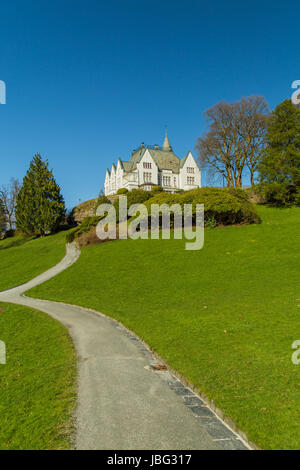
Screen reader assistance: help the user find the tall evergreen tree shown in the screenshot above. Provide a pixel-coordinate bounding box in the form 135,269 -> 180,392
16,154 -> 65,236
0,198 -> 7,237
258,99 -> 300,205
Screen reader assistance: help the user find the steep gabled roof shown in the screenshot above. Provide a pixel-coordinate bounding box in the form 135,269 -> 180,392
120,148 -> 145,173
180,151 -> 201,170
116,134 -> 195,175
180,154 -> 189,168
117,158 -> 124,170
122,161 -> 133,172
122,147 -> 181,174
148,149 -> 180,173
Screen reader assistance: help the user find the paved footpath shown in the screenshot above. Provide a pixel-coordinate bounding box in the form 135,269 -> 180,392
0,243 -> 248,450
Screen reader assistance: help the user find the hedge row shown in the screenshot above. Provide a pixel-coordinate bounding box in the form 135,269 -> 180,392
124,187 -> 260,227
67,188 -> 260,244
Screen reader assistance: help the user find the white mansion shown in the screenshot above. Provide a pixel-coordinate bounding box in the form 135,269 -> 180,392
104,133 -> 201,195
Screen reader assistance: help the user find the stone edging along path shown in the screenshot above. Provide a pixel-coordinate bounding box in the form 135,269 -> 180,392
0,242 -> 254,450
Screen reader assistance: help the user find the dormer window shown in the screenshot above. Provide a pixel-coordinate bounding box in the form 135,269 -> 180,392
143,162 -> 152,169
187,167 -> 194,174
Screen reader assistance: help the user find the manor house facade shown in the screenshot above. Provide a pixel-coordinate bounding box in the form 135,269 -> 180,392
104,133 -> 201,195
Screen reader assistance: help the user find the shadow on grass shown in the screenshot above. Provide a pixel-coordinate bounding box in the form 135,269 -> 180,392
0,237 -> 32,251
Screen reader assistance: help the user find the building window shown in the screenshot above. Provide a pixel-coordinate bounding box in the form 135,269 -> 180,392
187,167 -> 194,174
143,172 -> 152,183
174,177 -> 177,187
143,162 -> 152,169
187,177 -> 195,185
163,176 -> 171,186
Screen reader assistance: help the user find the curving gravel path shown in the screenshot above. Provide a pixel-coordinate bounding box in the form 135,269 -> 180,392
0,242 -> 248,450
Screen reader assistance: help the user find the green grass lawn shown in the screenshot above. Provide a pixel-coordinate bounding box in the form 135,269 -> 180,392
28,206 -> 300,449
0,231 -> 68,291
0,302 -> 76,450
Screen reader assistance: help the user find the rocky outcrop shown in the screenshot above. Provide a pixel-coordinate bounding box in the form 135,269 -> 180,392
71,199 -> 98,224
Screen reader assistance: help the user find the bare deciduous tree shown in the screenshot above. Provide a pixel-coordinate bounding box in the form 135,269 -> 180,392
196,96 -> 269,187
0,178 -> 21,231
241,96 -> 269,186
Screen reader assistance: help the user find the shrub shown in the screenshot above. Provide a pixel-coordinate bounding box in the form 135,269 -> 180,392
205,215 -> 217,229
66,228 -> 79,243
151,185 -> 163,194
141,187 -> 260,227
78,216 -> 102,234
66,216 -> 103,243
113,189 -> 153,223
257,183 -> 300,207
227,187 -> 250,203
126,189 -> 152,205
117,188 -> 129,194
96,194 -> 110,206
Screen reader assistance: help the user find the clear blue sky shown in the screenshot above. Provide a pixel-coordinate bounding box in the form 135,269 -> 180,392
0,0 -> 298,208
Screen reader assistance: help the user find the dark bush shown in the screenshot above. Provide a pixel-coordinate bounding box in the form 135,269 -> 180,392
257,183 -> 300,207
117,188 -> 129,194
66,228 -> 79,243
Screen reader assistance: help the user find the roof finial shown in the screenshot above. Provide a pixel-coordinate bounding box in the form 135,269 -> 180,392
162,126 -> 172,151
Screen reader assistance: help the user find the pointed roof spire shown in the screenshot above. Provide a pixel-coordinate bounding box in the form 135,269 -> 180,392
162,126 -> 172,151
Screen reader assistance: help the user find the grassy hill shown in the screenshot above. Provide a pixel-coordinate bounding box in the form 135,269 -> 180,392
28,205 -> 300,449
0,231 -> 77,449
0,231 -> 69,292
0,302 -> 76,450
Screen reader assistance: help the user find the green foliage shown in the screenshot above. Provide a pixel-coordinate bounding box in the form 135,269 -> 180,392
66,216 -> 101,242
96,195 -> 110,205
259,183 -> 300,207
151,185 -> 163,194
94,194 -> 110,216
142,187 -> 260,227
16,154 -> 66,235
205,214 -> 217,228
77,216 -> 101,234
117,188 -> 129,194
227,187 -> 250,203
258,100 -> 300,206
126,188 -> 152,205
113,189 -> 152,222
65,227 -> 78,243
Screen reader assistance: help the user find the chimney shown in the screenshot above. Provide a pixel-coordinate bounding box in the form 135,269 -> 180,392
154,144 -> 159,150
132,149 -> 136,155
141,142 -> 145,148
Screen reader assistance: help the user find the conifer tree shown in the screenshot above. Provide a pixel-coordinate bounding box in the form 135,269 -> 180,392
16,154 -> 65,235
258,99 -> 300,205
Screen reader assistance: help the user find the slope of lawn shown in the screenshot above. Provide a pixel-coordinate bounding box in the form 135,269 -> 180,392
28,206 -> 300,449
0,231 -> 69,291
0,302 -> 76,450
